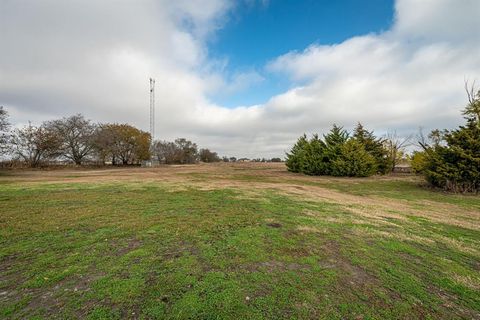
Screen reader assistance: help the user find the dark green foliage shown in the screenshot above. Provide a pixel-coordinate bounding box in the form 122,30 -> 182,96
324,125 -> 349,169
332,139 -> 377,177
419,90 -> 480,193
421,120 -> 480,192
353,123 -> 392,174
286,124 -> 388,177
303,134 -> 328,175
285,134 -> 308,173
324,124 -> 349,148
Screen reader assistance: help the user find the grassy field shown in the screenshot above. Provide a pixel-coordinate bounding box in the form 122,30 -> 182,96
0,163 -> 479,319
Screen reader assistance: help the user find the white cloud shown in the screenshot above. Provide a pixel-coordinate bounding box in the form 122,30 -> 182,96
393,0 -> 480,43
263,0 -> 480,145
0,0 -> 479,158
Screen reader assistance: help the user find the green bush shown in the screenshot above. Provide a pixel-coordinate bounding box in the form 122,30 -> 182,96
303,134 -> 328,175
285,134 -> 308,173
410,151 -> 428,174
332,140 -> 377,177
420,89 -> 480,193
286,124 -> 388,177
353,123 -> 392,174
422,121 -> 480,193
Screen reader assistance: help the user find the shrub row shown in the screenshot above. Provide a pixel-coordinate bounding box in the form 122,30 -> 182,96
286,124 -> 393,177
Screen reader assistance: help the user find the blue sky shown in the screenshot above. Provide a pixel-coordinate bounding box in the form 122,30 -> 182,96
3,0 -> 479,157
209,0 -> 395,107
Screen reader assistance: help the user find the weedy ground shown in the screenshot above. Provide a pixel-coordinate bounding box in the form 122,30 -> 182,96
0,163 -> 479,319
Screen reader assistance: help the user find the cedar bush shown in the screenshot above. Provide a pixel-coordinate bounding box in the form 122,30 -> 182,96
286,124 -> 388,177
419,89 -> 480,193
285,134 -> 308,173
353,123 -> 392,174
331,139 -> 377,177
410,151 -> 428,174
421,121 -> 479,193
303,134 -> 328,175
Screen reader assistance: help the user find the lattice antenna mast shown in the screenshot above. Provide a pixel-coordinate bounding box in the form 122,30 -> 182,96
149,78 -> 155,141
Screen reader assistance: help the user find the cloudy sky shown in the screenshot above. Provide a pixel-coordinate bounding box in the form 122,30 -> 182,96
1,0 -> 479,158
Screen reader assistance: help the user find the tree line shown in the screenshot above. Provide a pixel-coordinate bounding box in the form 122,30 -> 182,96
286,85 -> 480,193
151,138 -> 220,164
0,112 -> 228,167
3,84 -> 477,192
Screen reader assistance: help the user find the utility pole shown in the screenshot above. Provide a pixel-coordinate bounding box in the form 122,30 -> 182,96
149,78 -> 155,142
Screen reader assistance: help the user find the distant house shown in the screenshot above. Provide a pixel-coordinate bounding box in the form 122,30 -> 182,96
393,164 -> 412,174
237,158 -> 251,162
141,160 -> 160,167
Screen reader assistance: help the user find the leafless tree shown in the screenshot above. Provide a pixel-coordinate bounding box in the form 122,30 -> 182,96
0,106 -> 10,156
152,138 -> 199,164
10,123 -> 61,167
45,114 -> 96,165
152,140 -> 178,164
384,131 -> 413,170
464,80 -> 480,124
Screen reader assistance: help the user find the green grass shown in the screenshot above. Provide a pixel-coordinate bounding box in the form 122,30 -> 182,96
0,168 -> 479,319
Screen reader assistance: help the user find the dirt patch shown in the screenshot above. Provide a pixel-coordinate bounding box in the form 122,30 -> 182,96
317,240 -> 421,317
320,240 -> 376,286
430,286 -> 480,319
266,222 -> 282,228
114,238 -> 143,256
19,271 -> 106,318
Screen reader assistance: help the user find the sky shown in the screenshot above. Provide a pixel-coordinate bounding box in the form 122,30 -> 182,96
1,0 -> 479,158
209,0 -> 394,107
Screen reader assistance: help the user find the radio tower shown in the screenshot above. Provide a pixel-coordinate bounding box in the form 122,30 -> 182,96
149,78 -> 155,141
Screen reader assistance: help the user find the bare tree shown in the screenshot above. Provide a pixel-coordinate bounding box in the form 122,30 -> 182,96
0,106 -> 10,156
152,140 -> 178,164
384,131 -> 413,170
151,138 -> 199,164
199,148 -> 220,163
415,127 -> 430,150
416,127 -> 443,150
10,123 -> 61,167
45,114 -> 96,165
464,80 -> 480,124
175,138 -> 198,164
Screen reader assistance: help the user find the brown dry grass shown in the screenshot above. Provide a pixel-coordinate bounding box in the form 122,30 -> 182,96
1,162 -> 478,232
